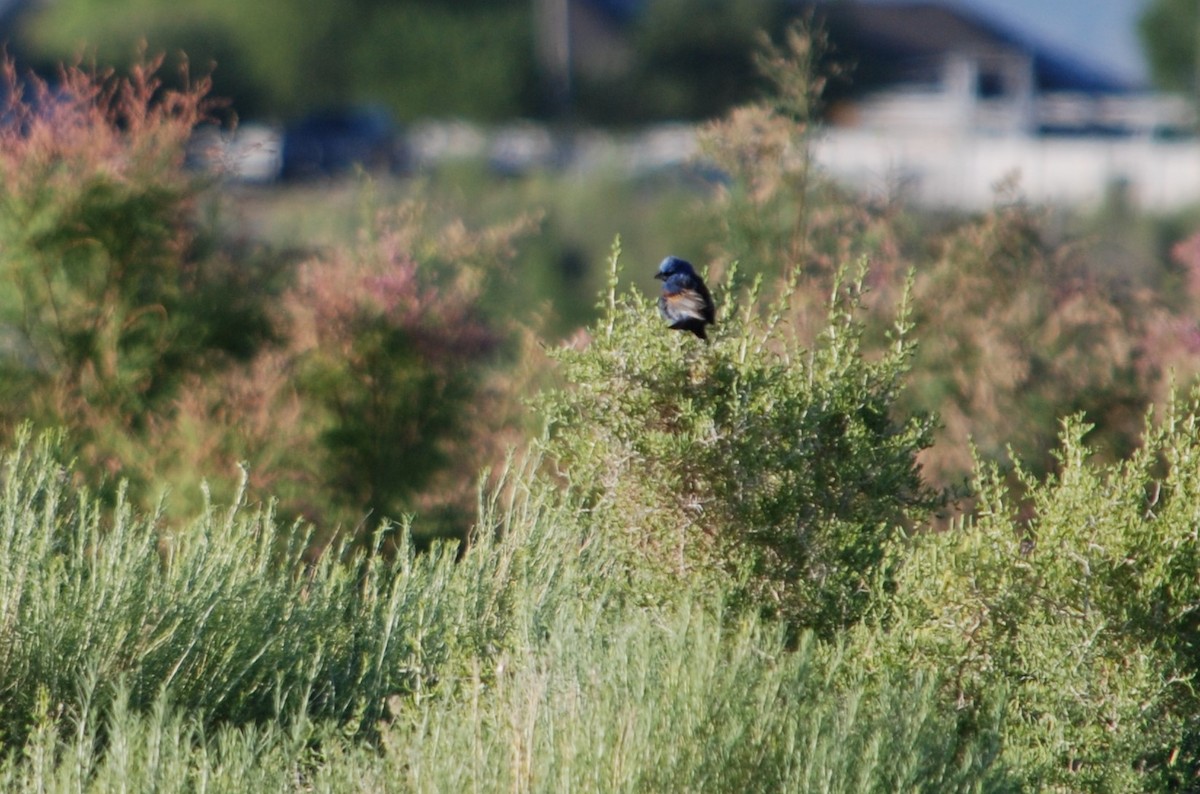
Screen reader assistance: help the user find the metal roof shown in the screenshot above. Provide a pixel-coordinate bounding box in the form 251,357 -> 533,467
803,1 -> 1137,94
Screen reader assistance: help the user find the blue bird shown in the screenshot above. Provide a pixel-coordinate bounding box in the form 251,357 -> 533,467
654,256 -> 715,340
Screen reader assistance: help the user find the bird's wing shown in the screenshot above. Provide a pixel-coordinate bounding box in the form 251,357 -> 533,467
695,281 -> 716,324
661,286 -> 710,322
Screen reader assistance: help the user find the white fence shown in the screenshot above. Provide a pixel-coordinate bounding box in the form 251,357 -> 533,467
206,119 -> 1200,211
812,129 -> 1200,211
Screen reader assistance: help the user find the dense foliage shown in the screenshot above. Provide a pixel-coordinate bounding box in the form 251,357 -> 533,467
15,0 -> 790,123
537,244 -> 938,634
2,26 -> 1200,792
16,0 -> 537,121
0,56 -> 229,490
868,406 -> 1200,789
0,427 -> 1012,791
698,27 -> 1200,490
1139,0 -> 1200,95
0,57 -> 523,535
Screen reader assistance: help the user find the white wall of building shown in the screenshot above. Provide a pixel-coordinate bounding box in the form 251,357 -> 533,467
812,129 -> 1200,211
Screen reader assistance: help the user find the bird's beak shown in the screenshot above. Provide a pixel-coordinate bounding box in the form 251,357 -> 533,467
653,272 -> 665,280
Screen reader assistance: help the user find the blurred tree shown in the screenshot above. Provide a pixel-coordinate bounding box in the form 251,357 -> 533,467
347,3 -> 536,121
17,0 -> 536,120
632,0 -> 785,118
1139,0 -> 1200,96
17,0 -> 793,124
575,0 -> 788,122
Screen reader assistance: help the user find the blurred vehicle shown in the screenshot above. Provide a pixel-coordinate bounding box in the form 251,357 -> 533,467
280,106 -> 407,180
186,123 -> 283,183
487,122 -> 560,176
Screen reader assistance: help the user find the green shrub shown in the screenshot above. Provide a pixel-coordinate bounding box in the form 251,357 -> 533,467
135,201 -> 533,536
0,55 -> 289,511
863,399 -> 1200,790
0,55 -> 531,533
535,239 -> 939,634
0,57 -> 212,428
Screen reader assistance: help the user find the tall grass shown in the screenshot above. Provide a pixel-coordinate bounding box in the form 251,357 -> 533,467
0,424 -> 1015,791
382,607 -> 1009,793
0,428 -> 566,743
0,625 -> 1009,793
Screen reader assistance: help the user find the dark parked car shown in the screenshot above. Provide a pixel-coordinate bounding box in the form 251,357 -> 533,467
280,106 -> 407,180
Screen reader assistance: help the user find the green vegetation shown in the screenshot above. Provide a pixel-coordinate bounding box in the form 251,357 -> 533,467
1140,0 -> 1200,96
537,246 -> 939,635
0,59 -> 530,535
16,0 -> 537,121
15,0 -> 789,123
3,26 -> 1200,791
0,431 -> 1012,791
873,407 -> 1200,790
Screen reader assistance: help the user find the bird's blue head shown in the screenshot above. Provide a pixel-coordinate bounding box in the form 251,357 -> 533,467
654,256 -> 695,281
